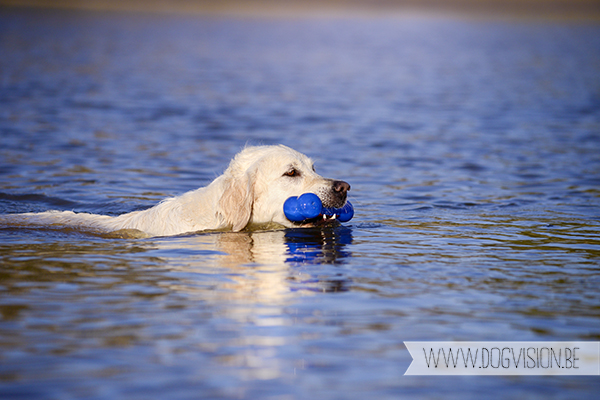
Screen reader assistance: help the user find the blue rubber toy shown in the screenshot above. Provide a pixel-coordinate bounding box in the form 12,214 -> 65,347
284,193 -> 354,223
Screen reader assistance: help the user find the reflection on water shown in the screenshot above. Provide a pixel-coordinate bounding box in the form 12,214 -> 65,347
0,225 -> 355,392
1,7 -> 600,400
154,226 -> 353,303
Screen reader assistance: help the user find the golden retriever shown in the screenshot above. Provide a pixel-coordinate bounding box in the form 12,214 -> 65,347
2,145 -> 351,236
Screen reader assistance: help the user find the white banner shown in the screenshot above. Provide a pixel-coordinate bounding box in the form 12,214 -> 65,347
404,342 -> 600,375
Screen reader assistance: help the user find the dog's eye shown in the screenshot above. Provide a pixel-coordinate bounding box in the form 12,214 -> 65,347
284,169 -> 300,177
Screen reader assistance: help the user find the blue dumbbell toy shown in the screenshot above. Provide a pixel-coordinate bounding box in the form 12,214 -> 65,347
284,193 -> 354,223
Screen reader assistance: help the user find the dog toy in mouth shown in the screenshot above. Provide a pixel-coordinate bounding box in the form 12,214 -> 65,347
284,193 -> 354,223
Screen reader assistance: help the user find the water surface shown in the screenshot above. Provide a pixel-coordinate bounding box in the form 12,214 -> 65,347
1,8 -> 599,399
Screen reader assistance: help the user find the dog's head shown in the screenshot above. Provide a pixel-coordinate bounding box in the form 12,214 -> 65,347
218,145 -> 350,231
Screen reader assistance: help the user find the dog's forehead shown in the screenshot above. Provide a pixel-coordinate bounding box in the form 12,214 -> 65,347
287,154 -> 313,168
234,146 -> 316,176
264,149 -> 313,169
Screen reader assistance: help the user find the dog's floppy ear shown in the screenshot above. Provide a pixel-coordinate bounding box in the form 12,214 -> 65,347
218,170 -> 255,232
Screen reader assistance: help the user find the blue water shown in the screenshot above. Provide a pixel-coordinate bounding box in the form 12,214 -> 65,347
1,7 -> 600,399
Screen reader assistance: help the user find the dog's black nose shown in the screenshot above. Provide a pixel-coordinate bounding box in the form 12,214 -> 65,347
333,180 -> 351,195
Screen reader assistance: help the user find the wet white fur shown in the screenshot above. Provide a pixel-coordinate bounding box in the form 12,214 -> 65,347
2,145 -> 339,236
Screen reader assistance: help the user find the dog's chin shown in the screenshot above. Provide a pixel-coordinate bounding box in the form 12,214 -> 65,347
269,214 -> 339,229
290,214 -> 341,228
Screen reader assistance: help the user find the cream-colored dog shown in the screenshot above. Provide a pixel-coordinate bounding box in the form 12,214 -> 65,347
3,145 -> 351,236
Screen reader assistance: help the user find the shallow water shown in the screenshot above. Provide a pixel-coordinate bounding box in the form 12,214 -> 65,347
1,8 -> 600,399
